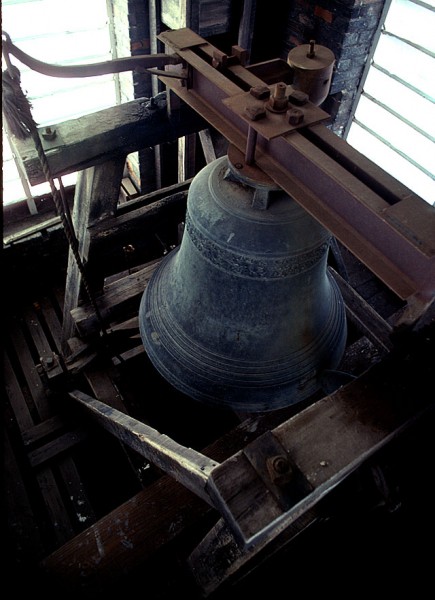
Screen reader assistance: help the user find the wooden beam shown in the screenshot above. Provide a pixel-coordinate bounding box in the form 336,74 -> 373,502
68,389 -> 219,505
69,259 -> 161,338
61,158 -> 126,351
329,267 -> 394,353
87,189 -> 188,277
40,405 -> 301,591
207,345 -> 435,547
11,95 -> 207,186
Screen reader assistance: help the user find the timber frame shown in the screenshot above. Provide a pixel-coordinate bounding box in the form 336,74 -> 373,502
6,27 -> 435,597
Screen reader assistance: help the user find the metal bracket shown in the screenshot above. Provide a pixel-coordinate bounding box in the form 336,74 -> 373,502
242,431 -> 313,510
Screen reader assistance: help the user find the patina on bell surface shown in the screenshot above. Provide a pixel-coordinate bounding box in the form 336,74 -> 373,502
139,151 -> 347,412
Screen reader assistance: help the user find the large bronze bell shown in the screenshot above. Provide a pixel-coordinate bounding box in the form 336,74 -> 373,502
139,149 -> 347,412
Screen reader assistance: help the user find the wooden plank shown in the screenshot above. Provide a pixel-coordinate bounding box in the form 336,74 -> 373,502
84,366 -> 128,413
4,428 -> 45,562
70,259 -> 161,337
116,178 -> 191,215
207,347 -> 435,547
3,216 -> 61,246
87,190 -> 187,274
112,344 -> 145,366
4,351 -> 35,431
198,128 -> 217,163
121,177 -> 139,199
40,405 -> 300,589
84,365 -> 154,486
8,318 -> 52,421
6,311 -> 92,549
28,429 -> 89,468
22,415 -> 67,447
11,95 -> 207,186
24,306 -> 64,379
35,296 -> 64,355
188,509 -> 318,597
68,390 -> 218,504
36,468 -> 76,545
61,157 -> 126,352
42,475 -> 211,592
237,0 -> 257,58
57,456 -> 96,530
329,267 -> 394,353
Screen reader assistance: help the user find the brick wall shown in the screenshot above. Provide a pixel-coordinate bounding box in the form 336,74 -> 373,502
276,0 -> 386,136
111,0 -> 155,191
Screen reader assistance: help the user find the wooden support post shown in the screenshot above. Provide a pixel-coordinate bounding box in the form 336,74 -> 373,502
61,158 -> 126,354
199,128 -> 217,164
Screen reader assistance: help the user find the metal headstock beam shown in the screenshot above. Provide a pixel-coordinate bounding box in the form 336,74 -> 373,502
158,28 -> 435,307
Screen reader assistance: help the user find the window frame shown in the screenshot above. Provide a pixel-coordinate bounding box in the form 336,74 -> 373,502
343,0 -> 435,205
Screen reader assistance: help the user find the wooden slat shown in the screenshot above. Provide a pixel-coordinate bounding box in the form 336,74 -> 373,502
24,306 -> 63,379
87,190 -> 187,274
70,259 -> 161,337
57,456 -> 96,529
21,415 -> 67,447
198,128 -> 217,164
4,428 -> 45,562
36,296 -> 64,355
36,468 -> 76,545
84,365 -> 153,486
84,366 -> 129,413
187,509 -> 318,597
4,351 -> 35,431
330,267 -> 394,353
61,157 -> 127,352
28,429 -> 89,468
40,404 -> 301,590
68,390 -> 218,504
8,318 -> 52,421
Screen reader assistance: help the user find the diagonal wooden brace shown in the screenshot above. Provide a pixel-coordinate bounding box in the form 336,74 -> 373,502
69,334 -> 434,551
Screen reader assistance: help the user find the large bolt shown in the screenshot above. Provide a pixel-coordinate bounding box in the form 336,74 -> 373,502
267,82 -> 289,112
250,85 -> 271,100
287,108 -> 304,125
244,105 -> 266,121
267,454 -> 294,485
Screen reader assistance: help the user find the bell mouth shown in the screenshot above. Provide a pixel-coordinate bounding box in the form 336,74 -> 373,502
140,248 -> 346,412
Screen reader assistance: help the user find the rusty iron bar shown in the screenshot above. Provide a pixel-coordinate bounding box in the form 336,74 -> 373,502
158,29 -> 435,304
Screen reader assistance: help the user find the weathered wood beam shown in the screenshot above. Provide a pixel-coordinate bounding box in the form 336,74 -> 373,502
187,510 -> 318,597
68,389 -> 219,505
39,404 -> 301,592
207,342 -> 434,548
69,258 -> 160,338
86,188 -> 188,278
62,158 -> 126,351
11,93 -> 208,186
329,267 -> 394,353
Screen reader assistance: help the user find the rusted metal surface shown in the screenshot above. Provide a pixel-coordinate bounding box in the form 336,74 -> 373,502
158,28 -> 435,304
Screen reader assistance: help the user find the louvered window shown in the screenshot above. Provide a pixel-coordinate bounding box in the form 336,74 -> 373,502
345,0 -> 435,205
2,0 -> 119,212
